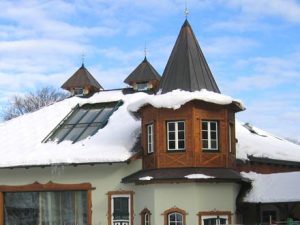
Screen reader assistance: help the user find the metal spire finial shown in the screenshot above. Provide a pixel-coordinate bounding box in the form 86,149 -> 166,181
144,41 -> 147,58
81,53 -> 85,66
184,1 -> 189,19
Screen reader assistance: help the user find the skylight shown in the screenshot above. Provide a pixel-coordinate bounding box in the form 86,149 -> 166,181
43,101 -> 122,143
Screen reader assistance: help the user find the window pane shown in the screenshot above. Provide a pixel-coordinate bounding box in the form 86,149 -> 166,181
211,140 -> 217,149
211,131 -> 217,139
202,131 -> 208,139
178,122 -> 184,130
169,132 -> 175,140
169,141 -> 175,150
202,121 -> 208,130
178,141 -> 185,149
64,127 -> 86,141
68,109 -> 87,124
95,108 -> 113,123
169,213 -> 176,221
203,140 -> 208,149
51,127 -> 71,142
168,123 -> 175,131
210,122 -> 217,130
178,131 -> 185,140
176,213 -> 183,221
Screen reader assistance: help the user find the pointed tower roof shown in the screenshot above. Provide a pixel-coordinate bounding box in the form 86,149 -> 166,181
61,64 -> 103,91
159,20 -> 220,94
124,57 -> 161,85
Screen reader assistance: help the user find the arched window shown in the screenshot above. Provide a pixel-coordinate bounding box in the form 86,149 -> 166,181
168,212 -> 183,225
163,207 -> 187,225
140,208 -> 151,225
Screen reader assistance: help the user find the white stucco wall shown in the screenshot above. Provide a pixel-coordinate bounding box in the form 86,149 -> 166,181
133,183 -> 240,225
0,161 -> 241,225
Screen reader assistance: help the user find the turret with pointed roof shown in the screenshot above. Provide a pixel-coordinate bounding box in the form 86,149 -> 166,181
61,63 -> 103,96
159,19 -> 220,94
124,57 -> 161,92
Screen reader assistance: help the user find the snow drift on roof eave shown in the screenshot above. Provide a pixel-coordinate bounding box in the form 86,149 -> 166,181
241,172 -> 300,203
127,89 -> 245,112
0,90 -> 148,168
236,121 -> 300,163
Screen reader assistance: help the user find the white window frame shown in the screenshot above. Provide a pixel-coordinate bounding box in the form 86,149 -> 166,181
202,121 -> 218,150
144,212 -> 150,225
74,87 -> 84,96
168,212 -> 183,225
167,121 -> 185,151
147,124 -> 154,154
201,215 -> 228,225
111,194 -> 131,225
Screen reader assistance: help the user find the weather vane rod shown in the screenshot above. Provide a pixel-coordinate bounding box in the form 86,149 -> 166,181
81,53 -> 85,66
184,1 -> 189,19
144,41 -> 147,58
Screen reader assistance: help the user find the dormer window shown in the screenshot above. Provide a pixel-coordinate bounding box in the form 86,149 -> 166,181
167,121 -> 185,151
74,88 -> 84,96
136,82 -> 149,91
202,121 -> 218,151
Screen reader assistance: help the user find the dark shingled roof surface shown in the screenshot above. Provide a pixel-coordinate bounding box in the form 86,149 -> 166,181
159,20 -> 220,94
122,167 -> 248,183
61,64 -> 103,90
124,57 -> 161,85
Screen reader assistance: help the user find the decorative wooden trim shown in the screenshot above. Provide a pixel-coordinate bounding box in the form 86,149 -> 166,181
107,190 -> 134,225
162,207 -> 188,225
140,208 -> 152,225
0,181 -> 93,192
0,182 -> 93,225
198,211 -> 232,225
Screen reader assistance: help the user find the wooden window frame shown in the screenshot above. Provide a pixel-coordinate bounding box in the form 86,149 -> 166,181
0,181 -> 93,225
167,121 -> 185,151
147,124 -> 154,154
140,208 -> 151,225
202,120 -> 219,151
162,207 -> 187,225
107,190 -> 134,225
198,211 -> 232,225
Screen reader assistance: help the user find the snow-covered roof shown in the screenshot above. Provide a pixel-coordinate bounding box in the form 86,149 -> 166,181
0,90 -> 147,168
0,89 -> 299,168
236,122 -> 300,162
242,172 -> 300,203
128,89 -> 244,112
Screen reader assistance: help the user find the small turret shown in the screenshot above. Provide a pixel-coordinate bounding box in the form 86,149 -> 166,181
61,63 -> 103,97
124,57 -> 161,92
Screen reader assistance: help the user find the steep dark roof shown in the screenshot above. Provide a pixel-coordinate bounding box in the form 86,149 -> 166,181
61,64 -> 103,90
122,167 -> 249,184
159,20 -> 220,94
124,57 -> 161,85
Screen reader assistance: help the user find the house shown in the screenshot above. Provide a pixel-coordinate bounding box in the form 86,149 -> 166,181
0,18 -> 300,225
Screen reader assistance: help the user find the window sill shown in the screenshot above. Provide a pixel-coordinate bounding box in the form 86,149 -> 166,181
202,149 -> 220,153
167,149 -> 186,153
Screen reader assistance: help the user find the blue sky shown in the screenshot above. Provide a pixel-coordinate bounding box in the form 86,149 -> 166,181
0,0 -> 299,141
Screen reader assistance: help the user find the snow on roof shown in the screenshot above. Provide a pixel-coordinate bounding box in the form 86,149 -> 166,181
236,121 -> 300,162
242,172 -> 300,203
184,174 -> 215,179
0,89 -> 299,168
128,89 -> 244,112
0,90 -> 148,168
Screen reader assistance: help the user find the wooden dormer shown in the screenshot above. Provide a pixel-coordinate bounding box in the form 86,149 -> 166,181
140,100 -> 242,169
124,57 -> 161,92
61,63 -> 103,97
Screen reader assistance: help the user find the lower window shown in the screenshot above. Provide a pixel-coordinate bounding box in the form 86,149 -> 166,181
198,211 -> 231,225
168,212 -> 183,225
4,191 -> 88,225
108,191 -> 134,225
163,207 -> 187,225
201,215 -> 228,225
